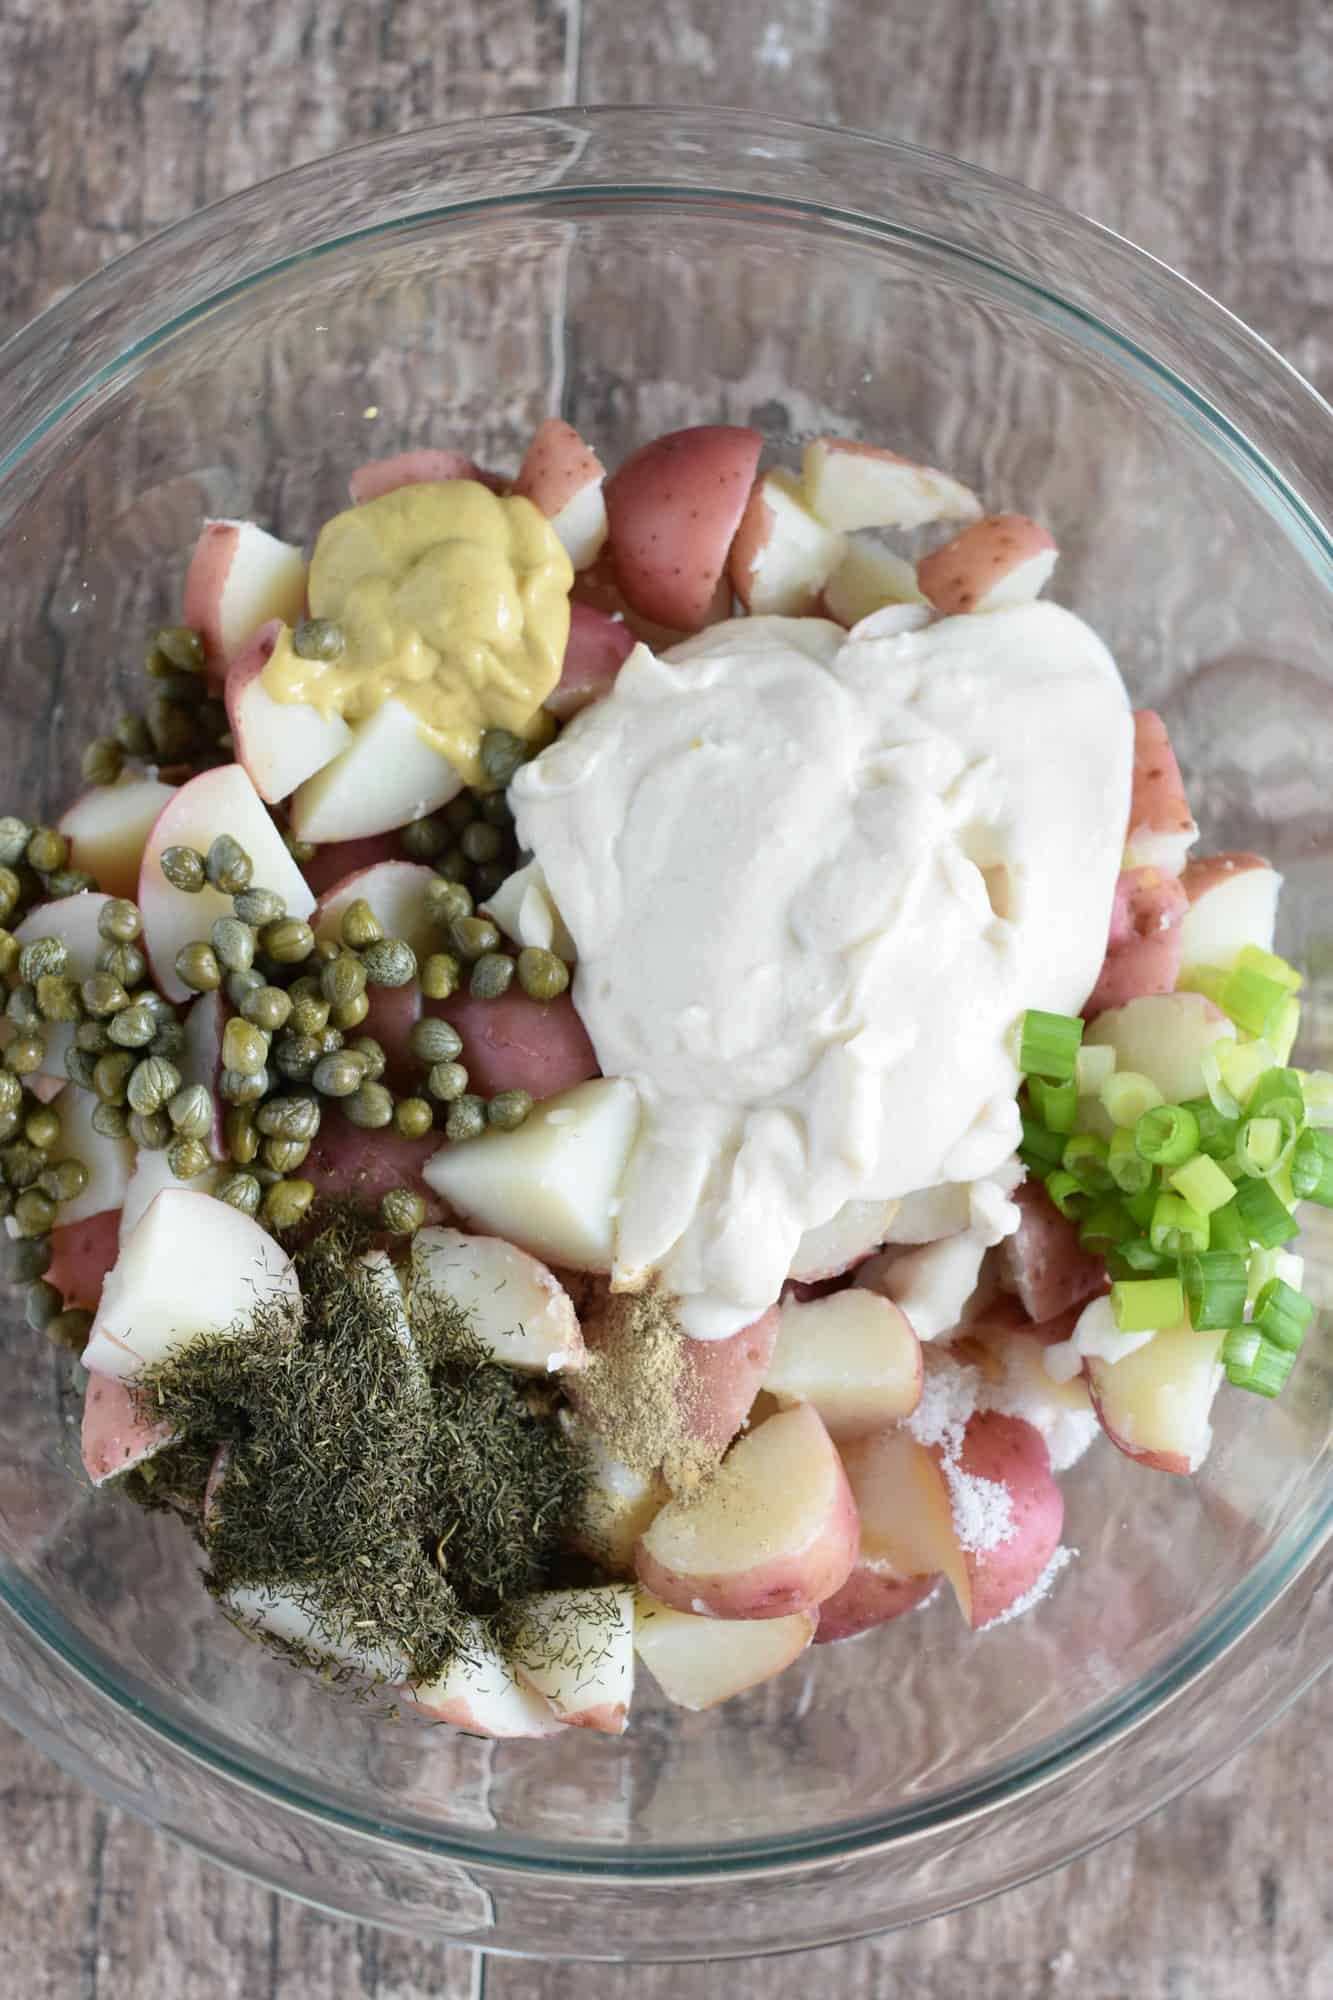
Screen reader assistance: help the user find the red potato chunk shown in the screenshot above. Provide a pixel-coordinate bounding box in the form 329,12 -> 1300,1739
1083,866 -> 1188,1016
1000,1182 -> 1106,1324
513,418 -> 609,571
302,1118 -> 446,1222
570,1299 -> 780,1463
47,1210 -> 122,1313
182,519 -> 306,682
604,424 -> 762,632
916,514 -> 1057,616
937,1411 -> 1065,1630
814,1567 -> 937,1645
429,988 -> 598,1100
546,604 -> 637,721
300,833 -> 401,898
1178,852 -> 1280,970
347,450 -> 504,504
1125,710 -> 1198,875
81,1372 -> 174,1487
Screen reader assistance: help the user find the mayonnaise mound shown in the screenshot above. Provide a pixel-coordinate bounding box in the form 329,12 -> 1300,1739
512,604 -> 1133,1339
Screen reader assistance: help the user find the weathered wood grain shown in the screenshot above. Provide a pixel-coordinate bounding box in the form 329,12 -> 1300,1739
0,0 -> 1330,1993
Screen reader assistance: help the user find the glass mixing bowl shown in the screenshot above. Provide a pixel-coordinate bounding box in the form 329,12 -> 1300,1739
0,108 -> 1329,1962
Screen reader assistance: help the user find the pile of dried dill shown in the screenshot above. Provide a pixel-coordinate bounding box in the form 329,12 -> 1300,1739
126,1214 -> 592,1682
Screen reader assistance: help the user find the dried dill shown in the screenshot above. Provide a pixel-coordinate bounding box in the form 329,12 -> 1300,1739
127,1215 -> 592,1686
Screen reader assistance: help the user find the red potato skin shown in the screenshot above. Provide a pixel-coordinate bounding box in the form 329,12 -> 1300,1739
916,514 -> 1054,615
963,1294 -> 1088,1348
303,1117 -> 446,1222
47,1210 -> 122,1313
513,418 -> 606,519
1129,710 -> 1195,857
1180,850 -> 1271,905
1084,1362 -> 1194,1477
546,604 -> 637,720
428,988 -> 598,1100
182,521 -> 242,680
678,1307 -> 782,1453
1000,1183 -> 1105,1323
361,981 -> 422,1091
947,1411 -> 1064,1629
814,1566 -> 937,1644
1084,866 -> 1188,1016
347,450 -> 505,504
81,1373 -> 174,1487
300,833 -> 401,898
604,425 -> 762,632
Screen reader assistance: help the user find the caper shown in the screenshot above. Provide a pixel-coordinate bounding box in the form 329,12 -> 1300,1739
221,1017 -> 268,1078
150,1021 -> 186,1061
127,1055 -> 181,1116
251,1163 -> 281,1189
469,951 -> 514,1001
5,985 -> 40,1030
425,878 -> 473,928
128,1108 -> 171,1150
427,1061 -> 469,1103
175,942 -> 221,993
95,943 -> 145,991
487,1088 -> 533,1132
222,972 -> 263,1015
6,1035 -> 45,1076
107,1003 -> 156,1049
239,985 -> 290,1033
479,728 -> 527,786
445,1094 -> 487,1143
82,972 -> 129,1018
155,624 -> 206,673
393,1096 -> 434,1140
205,834 -> 253,897
417,952 -> 457,1001
348,1036 -> 386,1082
0,818 -> 30,867
7,1234 -> 50,1283
2,1143 -> 45,1188
311,1051 -> 364,1098
64,1048 -> 97,1090
0,931 -> 18,979
401,816 -> 448,861
260,1176 -> 316,1230
225,1104 -> 259,1164
24,1279 -> 62,1332
450,916 -> 500,963
0,1073 -> 21,1117
342,1080 -> 394,1130
293,617 -> 344,661
166,1083 -> 213,1140
380,1188 -> 425,1235
409,1018 -> 462,1067
315,1024 -> 344,1056
22,1110 -> 59,1157
271,1032 -> 320,1082
434,847 -> 471,886
34,973 -> 81,1024
148,694 -> 198,759
19,937 -> 66,984
72,1020 -> 107,1054
516,946 -> 570,1002
26,827 -> 68,875
254,1094 -> 320,1142
47,1307 -> 93,1353
361,938 -> 416,988
91,1101 -> 128,1140
442,794 -> 474,834
288,992 -> 330,1037
46,869 -> 98,899
460,821 -> 503,866
283,833 -> 317,867
159,845 -> 206,894
320,953 -> 367,1011
39,1160 -> 88,1200
479,791 -> 514,832
14,1188 -> 56,1236
95,898 -> 140,945
219,1064 -> 269,1105
210,916 -> 256,974
216,1171 -> 261,1216
262,1135 -> 310,1174
474,860 -> 511,903
81,736 -> 125,787
167,1136 -> 212,1180
116,712 -> 154,757
233,886 -> 285,928
40,1158 -> 88,1204
94,1050 -> 134,1103
0,1183 -> 14,1216
338,897 -> 383,950
261,917 -> 315,965
331,995 -> 369,1038
138,991 -> 176,1026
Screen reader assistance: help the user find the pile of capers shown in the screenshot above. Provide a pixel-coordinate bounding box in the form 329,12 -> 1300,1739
82,625 -> 231,787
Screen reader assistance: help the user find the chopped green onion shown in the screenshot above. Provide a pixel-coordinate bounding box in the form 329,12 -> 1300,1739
1253,1277 -> 1314,1353
1018,1009 -> 1083,1082
1179,1096 -> 1242,1161
1176,965 -> 1228,1007
1111,1276 -> 1184,1333
1237,943 -> 1302,993
1248,1067 -> 1304,1115
1075,1044 -> 1116,1096
1029,1075 -> 1078,1135
1235,1116 -> 1283,1177
1201,1046 -> 1241,1119
1220,965 -> 1289,1039
1269,995 -> 1301,1065
1019,1115 -> 1067,1174
1063,1132 -> 1114,1193
1134,1102 -> 1200,1167
1124,1186 -> 1160,1229
1181,1251 -> 1249,1331
1216,1038 -> 1280,1107
1207,1198 -> 1249,1254
1044,1169 -> 1089,1220
1290,1129 -> 1333,1207
1169,1153 -> 1236,1215
1102,1070 -> 1165,1128
1224,1332 -> 1295,1398
1222,1327 -> 1262,1377
1245,1245 -> 1303,1304
1108,1126 -> 1155,1194
1150,1193 -> 1210,1256
1109,1238 -> 1172,1278
1233,1176 -> 1299,1248
1078,1200 -> 1134,1254
1301,1071 -> 1333,1129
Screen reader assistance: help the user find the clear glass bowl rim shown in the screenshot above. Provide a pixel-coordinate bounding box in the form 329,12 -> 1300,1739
0,104 -> 1328,1892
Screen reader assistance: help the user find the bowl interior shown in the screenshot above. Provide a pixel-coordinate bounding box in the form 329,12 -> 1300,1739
0,171 -> 1331,1873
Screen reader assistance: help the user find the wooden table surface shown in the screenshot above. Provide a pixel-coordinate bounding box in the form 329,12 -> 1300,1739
1,0 -> 1329,1991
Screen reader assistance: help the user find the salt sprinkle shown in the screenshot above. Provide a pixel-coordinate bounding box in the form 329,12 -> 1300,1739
905,1355 -> 982,1457
980,1545 -> 1078,1630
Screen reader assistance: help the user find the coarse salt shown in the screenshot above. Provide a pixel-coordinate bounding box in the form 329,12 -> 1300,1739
941,1461 -> 1014,1555
979,1545 -> 1078,1630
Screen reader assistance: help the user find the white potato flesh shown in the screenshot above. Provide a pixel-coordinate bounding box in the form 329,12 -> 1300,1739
410,1227 -> 585,1373
633,1590 -> 815,1710
510,1586 -> 635,1733
288,698 -> 464,843
764,1290 -> 922,1438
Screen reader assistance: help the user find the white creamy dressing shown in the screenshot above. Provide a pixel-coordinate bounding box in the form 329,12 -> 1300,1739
513,604 -> 1132,1339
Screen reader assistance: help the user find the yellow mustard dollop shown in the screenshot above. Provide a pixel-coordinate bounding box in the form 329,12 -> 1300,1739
261,481 -> 573,787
